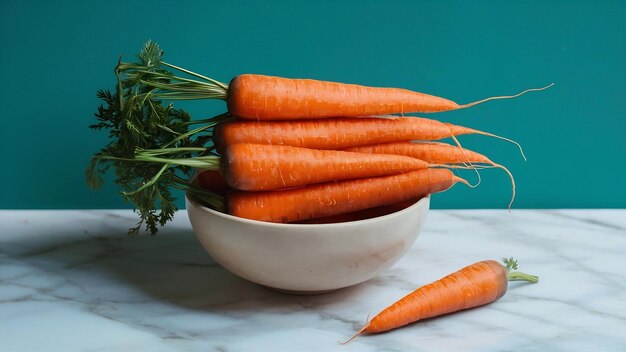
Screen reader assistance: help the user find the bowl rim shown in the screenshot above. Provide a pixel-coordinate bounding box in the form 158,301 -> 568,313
185,193 -> 430,229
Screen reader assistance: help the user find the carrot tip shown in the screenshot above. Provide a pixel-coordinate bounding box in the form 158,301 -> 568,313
493,163 -> 516,210
475,130 -> 527,161
461,83 -> 555,108
449,134 -> 482,188
339,314 -> 371,344
454,176 -> 471,187
338,326 -> 367,345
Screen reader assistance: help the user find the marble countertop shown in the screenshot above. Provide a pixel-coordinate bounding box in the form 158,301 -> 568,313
1,209 -> 625,351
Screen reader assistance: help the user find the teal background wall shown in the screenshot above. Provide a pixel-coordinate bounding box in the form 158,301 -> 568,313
1,0 -> 624,210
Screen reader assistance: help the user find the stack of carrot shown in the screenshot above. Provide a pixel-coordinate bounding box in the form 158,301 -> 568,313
88,41 -> 551,234
177,74 -> 549,224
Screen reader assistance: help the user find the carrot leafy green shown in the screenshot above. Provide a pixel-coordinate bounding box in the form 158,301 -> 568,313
86,41 -> 222,236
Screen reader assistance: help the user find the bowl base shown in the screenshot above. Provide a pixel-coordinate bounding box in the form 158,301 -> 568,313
263,285 -> 340,296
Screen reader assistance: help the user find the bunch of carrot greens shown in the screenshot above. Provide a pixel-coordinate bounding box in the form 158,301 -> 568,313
87,40 -> 549,235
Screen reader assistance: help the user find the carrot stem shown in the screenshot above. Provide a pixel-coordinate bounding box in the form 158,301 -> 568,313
502,257 -> 538,283
118,60 -> 229,101
137,147 -> 208,155
162,114 -> 230,148
507,271 -> 539,283
161,61 -> 230,90
122,163 -> 170,196
134,154 -> 220,169
182,117 -> 226,125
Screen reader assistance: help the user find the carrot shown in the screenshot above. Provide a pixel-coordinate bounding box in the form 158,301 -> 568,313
344,141 -> 493,165
222,143 -> 435,191
343,258 -> 538,342
195,162 -> 424,223
228,75 -> 553,120
296,199 -> 418,224
343,141 -> 518,208
116,41 -> 549,120
197,169 -> 231,196
213,117 -> 523,156
96,40 -> 544,235
121,42 -> 552,120
138,143 -> 432,192
227,168 -> 466,223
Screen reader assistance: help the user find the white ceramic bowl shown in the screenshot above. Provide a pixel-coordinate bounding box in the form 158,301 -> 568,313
185,195 -> 430,293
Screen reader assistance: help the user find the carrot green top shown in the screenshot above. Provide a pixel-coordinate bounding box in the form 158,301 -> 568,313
116,40 -> 229,102
503,257 -> 539,283
86,41 -> 227,236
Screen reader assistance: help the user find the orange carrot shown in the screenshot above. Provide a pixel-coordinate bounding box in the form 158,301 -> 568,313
213,116 -> 519,153
342,141 -> 518,208
197,169 -> 231,196
344,141 -> 493,164
122,42 -> 552,120
196,164 -> 422,223
146,143 -> 433,192
221,143 -> 432,191
227,74 -> 460,119
296,199 -> 418,224
344,258 -> 538,342
227,75 -> 552,120
227,168 -> 466,223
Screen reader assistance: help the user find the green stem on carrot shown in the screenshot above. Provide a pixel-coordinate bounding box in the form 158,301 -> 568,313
123,163 -> 170,196
507,271 -> 539,283
88,40 -> 228,236
116,41 -> 229,102
161,113 -> 231,148
138,80 -> 227,99
136,147 -> 208,155
182,117 -> 225,125
502,257 -> 539,283
114,56 -> 125,110
161,61 -> 230,90
133,154 -> 220,169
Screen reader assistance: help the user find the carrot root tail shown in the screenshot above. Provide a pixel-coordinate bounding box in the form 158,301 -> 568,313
493,163 -> 516,211
461,83 -> 554,109
454,175 -> 472,187
450,134 -> 482,188
338,315 -> 371,345
471,130 -> 527,161
338,326 -> 366,345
